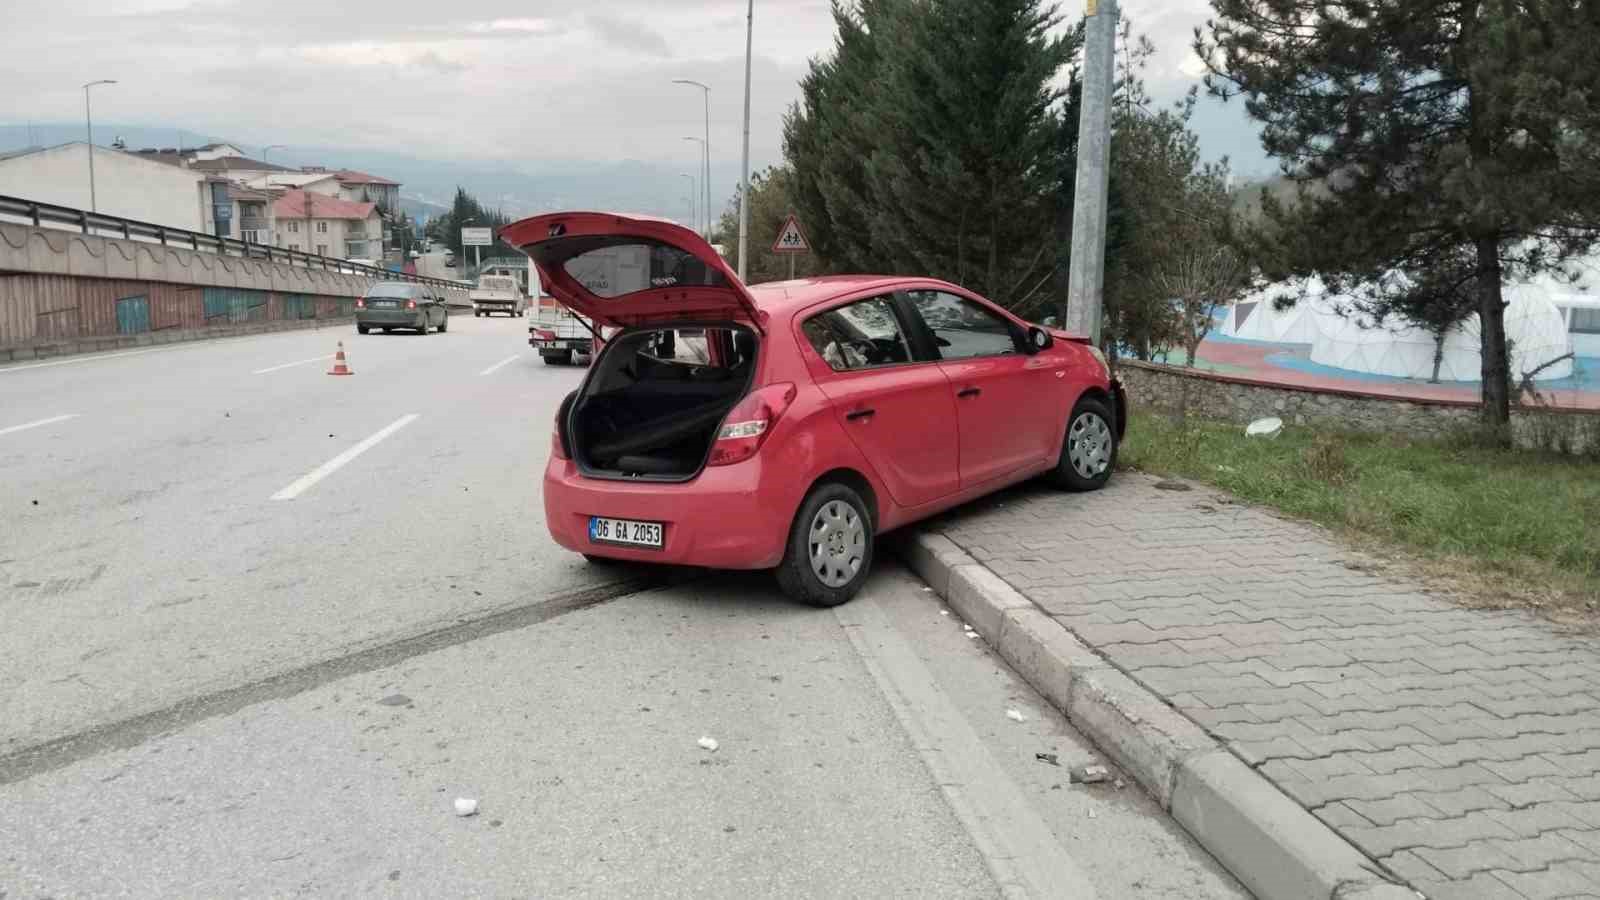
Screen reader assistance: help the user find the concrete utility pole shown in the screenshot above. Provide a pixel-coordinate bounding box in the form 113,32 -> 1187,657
737,0 -> 753,280
82,79 -> 117,213
1064,0 -> 1117,345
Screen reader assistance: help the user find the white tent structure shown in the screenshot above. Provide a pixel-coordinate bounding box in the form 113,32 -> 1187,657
1218,275 -> 1577,383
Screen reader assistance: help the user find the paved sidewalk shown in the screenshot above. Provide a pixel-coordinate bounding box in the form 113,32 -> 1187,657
928,473 -> 1600,900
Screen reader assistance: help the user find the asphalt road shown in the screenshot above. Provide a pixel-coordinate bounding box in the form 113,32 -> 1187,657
0,315 -> 1245,898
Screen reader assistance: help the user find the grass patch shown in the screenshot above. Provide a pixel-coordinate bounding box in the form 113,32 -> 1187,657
1120,413 -> 1600,620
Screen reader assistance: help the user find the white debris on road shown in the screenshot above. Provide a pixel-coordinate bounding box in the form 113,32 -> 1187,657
454,797 -> 479,817
1005,708 -> 1026,723
697,736 -> 719,752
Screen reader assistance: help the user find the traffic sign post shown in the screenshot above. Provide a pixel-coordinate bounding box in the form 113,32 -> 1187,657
461,227 -> 493,277
771,214 -> 809,280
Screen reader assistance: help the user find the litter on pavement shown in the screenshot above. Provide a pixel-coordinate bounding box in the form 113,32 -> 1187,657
1070,765 -> 1110,784
454,797 -> 479,817
1035,752 -> 1060,766
698,736 -> 719,752
1006,708 -> 1026,722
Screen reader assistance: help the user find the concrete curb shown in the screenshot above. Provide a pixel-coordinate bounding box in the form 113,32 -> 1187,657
898,532 -> 1420,900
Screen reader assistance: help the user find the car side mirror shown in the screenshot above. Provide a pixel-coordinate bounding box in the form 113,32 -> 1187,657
1027,326 -> 1053,353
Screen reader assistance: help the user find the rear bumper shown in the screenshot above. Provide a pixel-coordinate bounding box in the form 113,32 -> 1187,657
543,456 -> 793,570
357,311 -> 426,327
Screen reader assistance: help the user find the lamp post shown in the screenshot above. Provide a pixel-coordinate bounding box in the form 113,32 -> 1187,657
82,79 -> 117,213
682,137 -> 707,236
737,0 -> 753,280
680,173 -> 698,233
671,79 -> 711,240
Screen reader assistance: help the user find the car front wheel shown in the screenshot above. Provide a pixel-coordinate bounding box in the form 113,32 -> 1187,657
1049,396 -> 1117,492
776,482 -> 874,607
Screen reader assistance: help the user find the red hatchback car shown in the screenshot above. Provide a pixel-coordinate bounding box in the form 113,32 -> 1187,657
502,212 -> 1126,607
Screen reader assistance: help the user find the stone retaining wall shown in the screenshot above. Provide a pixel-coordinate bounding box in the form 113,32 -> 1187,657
1,315 -> 358,364
1116,358 -> 1600,454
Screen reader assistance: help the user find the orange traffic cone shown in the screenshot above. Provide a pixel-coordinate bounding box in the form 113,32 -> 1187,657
327,341 -> 353,376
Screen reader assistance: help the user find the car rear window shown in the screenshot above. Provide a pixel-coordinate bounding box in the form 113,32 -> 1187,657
365,283 -> 421,299
531,236 -> 727,300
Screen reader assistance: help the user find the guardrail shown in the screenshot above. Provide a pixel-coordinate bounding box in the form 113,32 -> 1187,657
0,194 -> 464,291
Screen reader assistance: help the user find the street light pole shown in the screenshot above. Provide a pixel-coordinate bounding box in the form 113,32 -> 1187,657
82,79 -> 117,214
683,137 -> 707,235
737,0 -> 753,280
680,173 -> 697,233
671,79 -> 712,241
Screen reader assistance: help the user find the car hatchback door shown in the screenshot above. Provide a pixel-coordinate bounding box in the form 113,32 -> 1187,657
906,289 -> 1058,488
799,294 -> 960,508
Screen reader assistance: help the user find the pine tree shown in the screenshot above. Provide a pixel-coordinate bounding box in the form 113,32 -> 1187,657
785,0 -> 1080,307
1198,0 -> 1600,431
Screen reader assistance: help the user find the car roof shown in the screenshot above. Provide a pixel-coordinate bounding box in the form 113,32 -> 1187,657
745,275 -> 947,317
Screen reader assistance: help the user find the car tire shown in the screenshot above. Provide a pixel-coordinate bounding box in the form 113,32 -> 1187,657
357,325 -> 369,334
542,355 -> 560,366
439,315 -> 448,333
1049,395 -> 1117,492
776,482 -> 874,608
382,328 -> 392,334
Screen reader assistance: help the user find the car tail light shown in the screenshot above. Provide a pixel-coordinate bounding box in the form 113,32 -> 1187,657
551,407 -> 569,460
406,299 -> 418,309
355,298 -> 365,309
534,329 -> 556,341
708,383 -> 797,467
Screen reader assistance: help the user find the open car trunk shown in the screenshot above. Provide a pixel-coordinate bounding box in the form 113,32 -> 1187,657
566,324 -> 759,481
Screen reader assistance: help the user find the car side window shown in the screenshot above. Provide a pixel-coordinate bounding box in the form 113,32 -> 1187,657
802,296 -> 913,372
907,290 -> 1018,360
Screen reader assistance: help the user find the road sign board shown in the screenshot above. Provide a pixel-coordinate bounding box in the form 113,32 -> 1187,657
461,227 -> 493,247
771,215 -> 810,254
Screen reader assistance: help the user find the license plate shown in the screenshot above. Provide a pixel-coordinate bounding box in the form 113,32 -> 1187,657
369,300 -> 398,308
589,516 -> 663,549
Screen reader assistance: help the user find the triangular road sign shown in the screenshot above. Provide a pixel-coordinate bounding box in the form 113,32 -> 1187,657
771,214 -> 810,253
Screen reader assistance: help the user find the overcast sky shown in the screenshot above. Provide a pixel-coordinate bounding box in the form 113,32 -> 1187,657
2,0 -> 1270,177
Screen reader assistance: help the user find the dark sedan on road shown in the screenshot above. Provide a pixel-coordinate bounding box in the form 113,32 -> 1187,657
356,283 -> 449,335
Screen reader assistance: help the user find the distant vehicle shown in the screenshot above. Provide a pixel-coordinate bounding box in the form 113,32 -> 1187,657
529,242 -> 645,365
355,282 -> 450,336
444,250 -> 457,267
503,211 -> 1125,607
471,273 -> 528,317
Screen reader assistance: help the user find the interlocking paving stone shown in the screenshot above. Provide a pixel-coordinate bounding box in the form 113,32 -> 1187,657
929,474 -> 1600,897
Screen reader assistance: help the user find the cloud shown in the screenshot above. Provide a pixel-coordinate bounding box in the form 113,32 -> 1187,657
586,14 -> 672,56
0,0 -> 1263,177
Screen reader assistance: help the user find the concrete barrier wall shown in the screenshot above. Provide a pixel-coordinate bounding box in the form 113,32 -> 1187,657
0,220 -> 469,354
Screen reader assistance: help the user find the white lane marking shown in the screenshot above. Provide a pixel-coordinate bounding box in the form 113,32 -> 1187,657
0,347 -> 171,373
478,355 -> 520,376
834,585 -> 1099,899
270,414 -> 420,501
0,414 -> 80,437
253,355 -> 333,375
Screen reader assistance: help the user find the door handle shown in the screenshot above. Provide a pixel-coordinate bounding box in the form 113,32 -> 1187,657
957,387 -> 982,399
845,408 -> 876,422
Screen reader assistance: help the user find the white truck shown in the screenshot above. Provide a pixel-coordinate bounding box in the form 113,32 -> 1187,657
470,273 -> 528,317
529,244 -> 646,365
